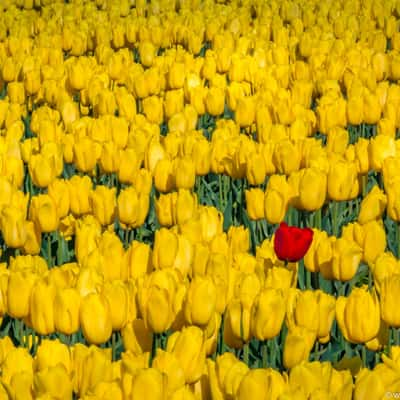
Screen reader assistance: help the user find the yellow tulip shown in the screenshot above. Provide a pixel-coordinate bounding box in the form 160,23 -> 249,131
54,287 -> 81,335
80,293 -> 112,345
164,89 -> 184,119
327,159 -> 359,201
121,319 -> 152,356
152,349 -> 185,394
130,368 -> 166,400
90,185 -> 116,226
142,95 -> 164,125
283,326 -> 316,369
380,274 -> 400,327
237,368 -> 287,400
264,175 -> 290,224
358,185 -> 387,224
2,347 -> 33,385
29,194 -> 59,233
30,279 -> 56,335
124,240 -> 152,280
369,135 -> 396,172
205,87 -> 225,116
35,339 -> 71,374
68,175 -> 92,216
7,271 -> 37,319
320,237 -> 362,281
1,206 -> 27,248
336,286 -> 380,344
245,188 -> 265,220
251,288 -> 286,341
167,326 -> 206,384
48,179 -> 70,219
73,137 -> 100,174
184,276 -> 217,326
101,281 -> 129,331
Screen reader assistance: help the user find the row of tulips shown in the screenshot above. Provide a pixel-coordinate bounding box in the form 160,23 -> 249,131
0,217 -> 397,362
1,331 -> 400,399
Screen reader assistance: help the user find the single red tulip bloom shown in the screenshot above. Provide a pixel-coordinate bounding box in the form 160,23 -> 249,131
274,222 -> 314,262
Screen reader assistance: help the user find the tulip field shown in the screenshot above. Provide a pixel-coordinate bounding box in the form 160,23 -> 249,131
3,0 -> 400,398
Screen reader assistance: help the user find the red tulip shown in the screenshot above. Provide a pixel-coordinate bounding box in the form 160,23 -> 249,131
274,222 -> 314,262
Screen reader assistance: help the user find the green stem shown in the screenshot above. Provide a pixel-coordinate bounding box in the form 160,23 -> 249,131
361,175 -> 367,198
124,229 -> 130,249
332,201 -> 339,237
149,333 -> 159,367
361,345 -> 367,367
314,208 -> 322,230
243,342 -> 249,366
217,314 -> 224,355
262,340 -> 268,368
218,175 -> 223,210
313,341 -> 320,361
47,233 -> 52,267
397,224 -> 400,260
344,339 -> 352,357
368,269 -> 372,292
112,332 -> 117,361
305,269 -> 312,290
